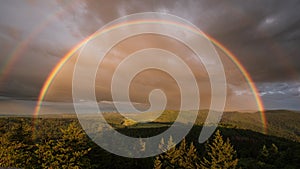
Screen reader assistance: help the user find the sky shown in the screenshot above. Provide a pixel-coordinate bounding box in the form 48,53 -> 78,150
0,0 -> 300,114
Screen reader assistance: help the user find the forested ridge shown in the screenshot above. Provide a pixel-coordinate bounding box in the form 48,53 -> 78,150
0,110 -> 299,168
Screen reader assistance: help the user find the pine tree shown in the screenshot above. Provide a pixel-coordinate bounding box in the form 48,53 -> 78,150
0,121 -> 34,168
153,156 -> 162,169
0,135 -> 25,168
35,122 -> 91,168
257,143 -> 279,167
154,136 -> 200,169
201,130 -> 238,169
259,145 -> 269,161
132,137 -> 146,157
184,141 -> 200,168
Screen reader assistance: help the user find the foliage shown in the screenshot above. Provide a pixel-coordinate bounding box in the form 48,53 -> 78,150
35,122 -> 91,169
154,136 -> 200,169
253,143 -> 280,169
0,119 -> 34,168
0,114 -> 300,168
201,130 -> 238,169
0,135 -> 31,167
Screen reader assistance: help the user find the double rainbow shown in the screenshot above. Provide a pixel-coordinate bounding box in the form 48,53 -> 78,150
33,20 -> 267,134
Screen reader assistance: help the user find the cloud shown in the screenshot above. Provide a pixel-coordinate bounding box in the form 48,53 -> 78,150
257,82 -> 300,109
80,0 -> 300,84
258,82 -> 300,96
0,0 -> 299,110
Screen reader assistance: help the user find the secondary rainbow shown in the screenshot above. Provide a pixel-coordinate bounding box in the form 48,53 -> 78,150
0,1 -> 79,83
33,19 -> 267,134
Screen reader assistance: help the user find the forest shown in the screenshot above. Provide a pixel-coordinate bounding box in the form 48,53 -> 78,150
0,110 -> 300,168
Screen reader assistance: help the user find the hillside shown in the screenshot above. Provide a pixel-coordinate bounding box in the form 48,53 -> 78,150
103,109 -> 300,142
4,109 -> 299,142
1,113 -> 299,168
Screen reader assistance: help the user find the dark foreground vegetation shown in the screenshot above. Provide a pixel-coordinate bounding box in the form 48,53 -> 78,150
0,111 -> 300,168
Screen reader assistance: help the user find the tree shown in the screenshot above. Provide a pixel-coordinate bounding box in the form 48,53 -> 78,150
153,156 -> 163,169
256,143 -> 279,168
0,121 -> 34,168
201,130 -> 238,169
0,135 -> 25,168
35,122 -> 91,168
154,136 -> 200,169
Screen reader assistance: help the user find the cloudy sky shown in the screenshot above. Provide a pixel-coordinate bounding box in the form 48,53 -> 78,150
0,0 -> 299,114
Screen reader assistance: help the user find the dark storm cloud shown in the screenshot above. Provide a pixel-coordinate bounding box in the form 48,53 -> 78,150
0,79 -> 40,99
80,0 -> 300,82
0,0 -> 85,99
204,0 -> 300,82
0,0 -> 299,110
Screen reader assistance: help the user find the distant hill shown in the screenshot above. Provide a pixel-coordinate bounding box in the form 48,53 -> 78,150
1,109 -> 299,142
103,109 -> 300,142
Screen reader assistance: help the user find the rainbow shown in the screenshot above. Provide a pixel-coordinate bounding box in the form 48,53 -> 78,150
0,1 -> 79,83
210,38 -> 267,134
33,19 -> 267,134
